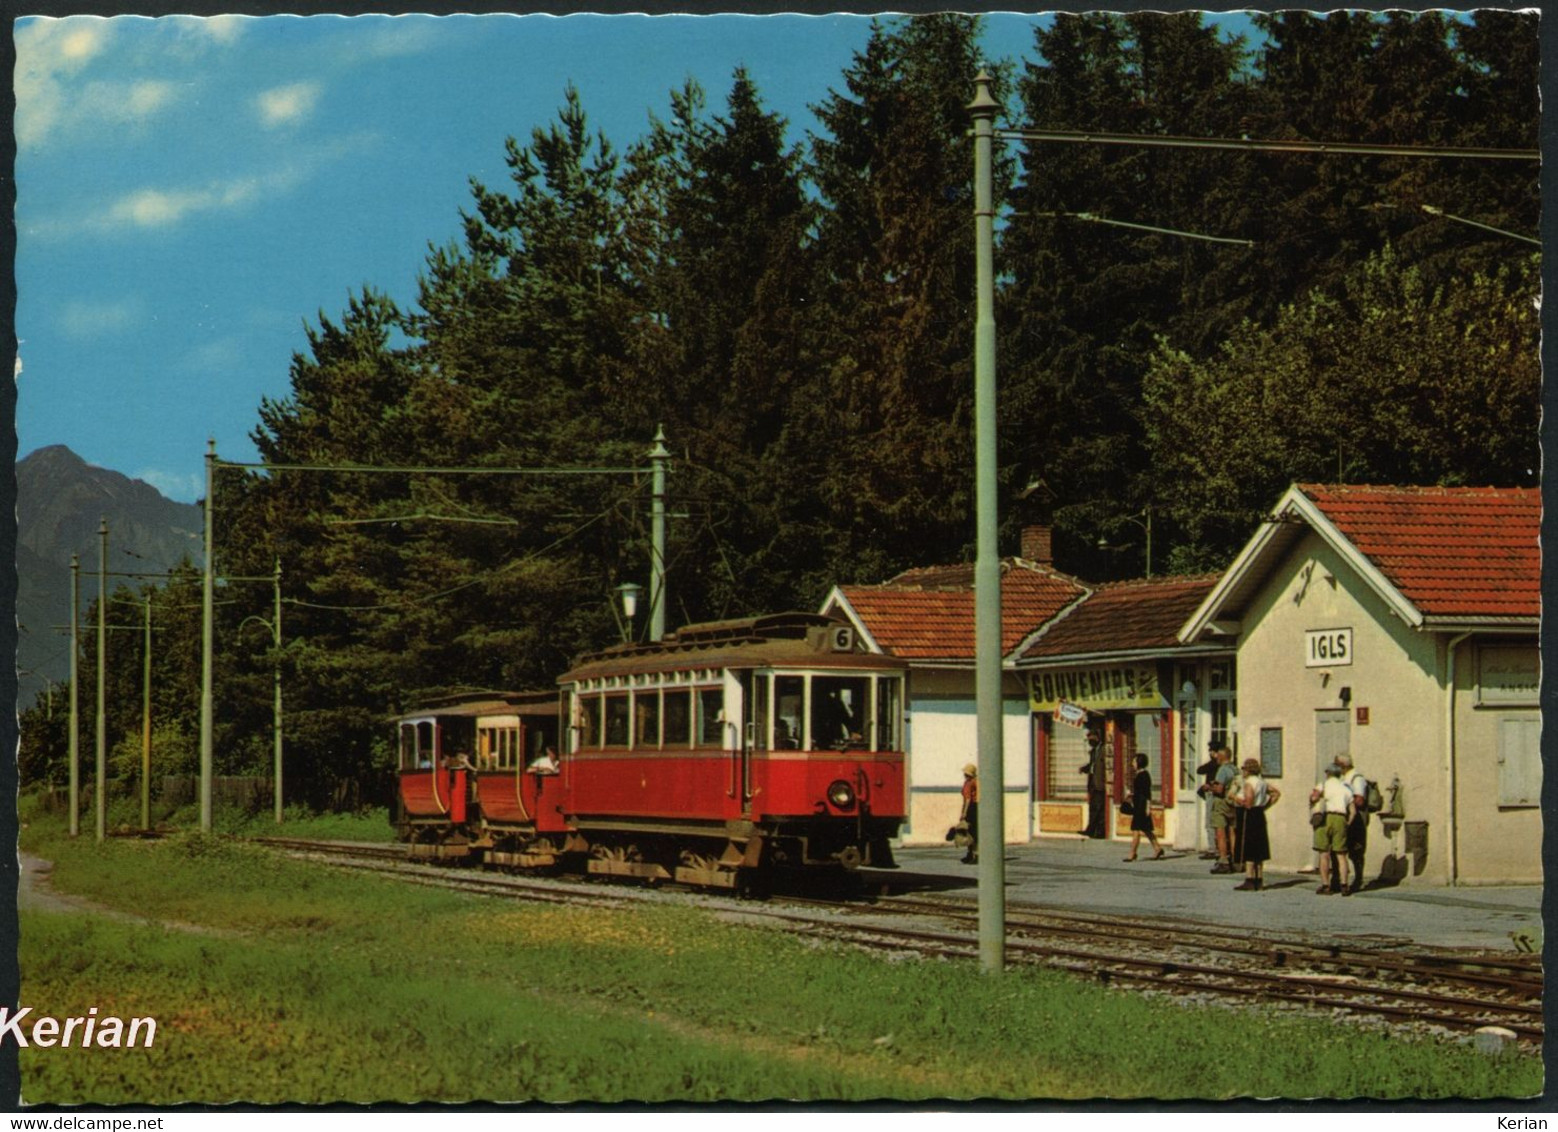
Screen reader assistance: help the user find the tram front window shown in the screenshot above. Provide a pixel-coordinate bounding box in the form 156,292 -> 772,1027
775,676 -> 803,749
811,676 -> 868,750
876,676 -> 903,751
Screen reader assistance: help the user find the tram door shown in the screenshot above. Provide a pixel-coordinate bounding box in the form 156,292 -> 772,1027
739,671 -> 764,814
1315,709 -> 1351,782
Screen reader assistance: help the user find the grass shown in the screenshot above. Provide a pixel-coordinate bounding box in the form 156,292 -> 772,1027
17,807 -> 1544,1104
34,789 -> 400,843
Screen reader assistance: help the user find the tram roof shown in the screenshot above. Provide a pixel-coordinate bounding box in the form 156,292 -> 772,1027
396,689 -> 558,722
559,611 -> 908,682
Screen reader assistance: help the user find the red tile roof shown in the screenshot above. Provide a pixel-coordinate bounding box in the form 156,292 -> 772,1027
836,560 -> 1088,660
1019,574 -> 1221,660
1299,484 -> 1540,620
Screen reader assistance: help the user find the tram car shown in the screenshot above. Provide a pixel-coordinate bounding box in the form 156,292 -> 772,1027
392,612 -> 908,890
393,690 -> 562,860
555,611 -> 907,889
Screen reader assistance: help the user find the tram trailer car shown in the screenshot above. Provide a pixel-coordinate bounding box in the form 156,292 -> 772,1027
557,612 -> 908,889
393,690 -> 563,861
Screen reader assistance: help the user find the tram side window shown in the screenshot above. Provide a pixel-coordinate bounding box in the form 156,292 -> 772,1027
774,676 -> 804,749
697,688 -> 724,746
495,727 -> 519,770
876,677 -> 902,751
399,724 -> 419,770
636,692 -> 661,748
604,694 -> 631,746
576,696 -> 602,751
418,721 -> 435,768
663,689 -> 691,746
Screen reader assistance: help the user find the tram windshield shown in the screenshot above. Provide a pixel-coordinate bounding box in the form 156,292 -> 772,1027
768,672 -> 903,752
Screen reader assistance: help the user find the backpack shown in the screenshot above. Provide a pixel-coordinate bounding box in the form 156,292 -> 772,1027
1363,778 -> 1385,814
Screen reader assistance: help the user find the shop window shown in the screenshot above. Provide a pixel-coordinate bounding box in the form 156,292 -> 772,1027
1043,719 -> 1089,800
1133,713 -> 1169,805
1498,716 -> 1541,807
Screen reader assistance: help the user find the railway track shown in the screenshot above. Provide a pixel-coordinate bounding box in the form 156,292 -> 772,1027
256,836 -> 1543,1043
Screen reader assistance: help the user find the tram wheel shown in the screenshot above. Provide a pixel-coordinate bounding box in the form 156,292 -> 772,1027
736,868 -> 771,902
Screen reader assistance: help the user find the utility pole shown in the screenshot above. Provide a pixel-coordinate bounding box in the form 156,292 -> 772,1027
96,518 -> 107,843
272,557 -> 283,824
68,554 -> 80,838
649,427 -> 669,642
141,593 -> 152,830
200,439 -> 215,833
969,71 -> 1006,973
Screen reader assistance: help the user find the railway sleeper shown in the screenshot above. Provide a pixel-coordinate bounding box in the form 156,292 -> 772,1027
408,840 -> 473,861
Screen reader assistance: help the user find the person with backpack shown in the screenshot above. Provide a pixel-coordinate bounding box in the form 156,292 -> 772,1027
1336,753 -> 1373,894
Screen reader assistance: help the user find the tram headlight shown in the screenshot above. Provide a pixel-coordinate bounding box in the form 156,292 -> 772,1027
827,780 -> 856,810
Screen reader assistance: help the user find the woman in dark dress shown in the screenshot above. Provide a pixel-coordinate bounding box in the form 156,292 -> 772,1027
1233,757 -> 1277,891
1123,753 -> 1164,861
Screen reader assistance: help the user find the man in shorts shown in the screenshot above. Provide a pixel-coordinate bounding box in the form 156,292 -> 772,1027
1309,763 -> 1354,895
1336,753 -> 1368,894
1207,745 -> 1237,874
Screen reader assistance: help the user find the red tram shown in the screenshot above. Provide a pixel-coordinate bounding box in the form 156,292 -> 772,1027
392,612 -> 907,889
393,690 -> 562,861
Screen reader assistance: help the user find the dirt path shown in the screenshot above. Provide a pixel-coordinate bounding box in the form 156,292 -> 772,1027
17,853 -> 238,937
16,853 -> 116,916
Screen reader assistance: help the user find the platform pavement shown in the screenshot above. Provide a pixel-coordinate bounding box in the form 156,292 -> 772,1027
872,835 -> 1543,951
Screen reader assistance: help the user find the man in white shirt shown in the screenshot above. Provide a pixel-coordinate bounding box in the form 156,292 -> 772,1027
1308,763 -> 1354,895
1336,753 -> 1368,894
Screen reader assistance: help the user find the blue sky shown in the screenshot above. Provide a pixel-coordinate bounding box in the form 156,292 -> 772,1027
16,12 -> 1259,502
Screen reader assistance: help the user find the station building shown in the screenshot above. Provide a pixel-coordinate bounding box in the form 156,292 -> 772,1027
1179,483 -> 1541,886
821,527 -> 1087,845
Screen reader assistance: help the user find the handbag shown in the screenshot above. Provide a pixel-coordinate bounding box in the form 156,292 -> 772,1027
1309,810 -> 1326,829
1118,800 -> 1134,816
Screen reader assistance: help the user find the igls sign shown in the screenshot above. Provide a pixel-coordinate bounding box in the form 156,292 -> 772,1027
1304,627 -> 1353,668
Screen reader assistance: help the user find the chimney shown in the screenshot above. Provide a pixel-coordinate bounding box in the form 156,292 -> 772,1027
1021,524 -> 1053,566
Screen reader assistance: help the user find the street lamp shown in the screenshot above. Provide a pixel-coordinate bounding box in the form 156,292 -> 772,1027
1098,506 -> 1154,578
235,558 -> 284,824
615,582 -> 644,643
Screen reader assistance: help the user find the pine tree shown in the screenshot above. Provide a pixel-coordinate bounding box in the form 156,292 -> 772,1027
806,15 -> 1011,586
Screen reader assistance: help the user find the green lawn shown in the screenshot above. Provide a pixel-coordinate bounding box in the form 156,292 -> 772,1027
18,807 -> 1543,1104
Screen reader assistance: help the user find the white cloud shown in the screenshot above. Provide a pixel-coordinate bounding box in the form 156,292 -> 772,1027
16,18 -> 193,150
27,134 -> 376,242
59,298 -> 140,338
15,16 -> 113,148
103,167 -> 299,230
180,336 -> 244,374
135,468 -> 204,503
256,82 -> 321,129
198,15 -> 245,46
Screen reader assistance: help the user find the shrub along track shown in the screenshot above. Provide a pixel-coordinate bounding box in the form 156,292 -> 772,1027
255,837 -> 1542,1045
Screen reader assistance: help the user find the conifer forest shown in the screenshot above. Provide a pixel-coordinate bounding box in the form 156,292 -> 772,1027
23,12 -> 1540,804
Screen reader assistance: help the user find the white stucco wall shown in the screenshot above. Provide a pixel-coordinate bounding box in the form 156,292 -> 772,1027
901,667 -> 1032,846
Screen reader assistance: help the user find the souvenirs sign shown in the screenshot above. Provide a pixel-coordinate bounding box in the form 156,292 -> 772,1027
1029,664 -> 1168,712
